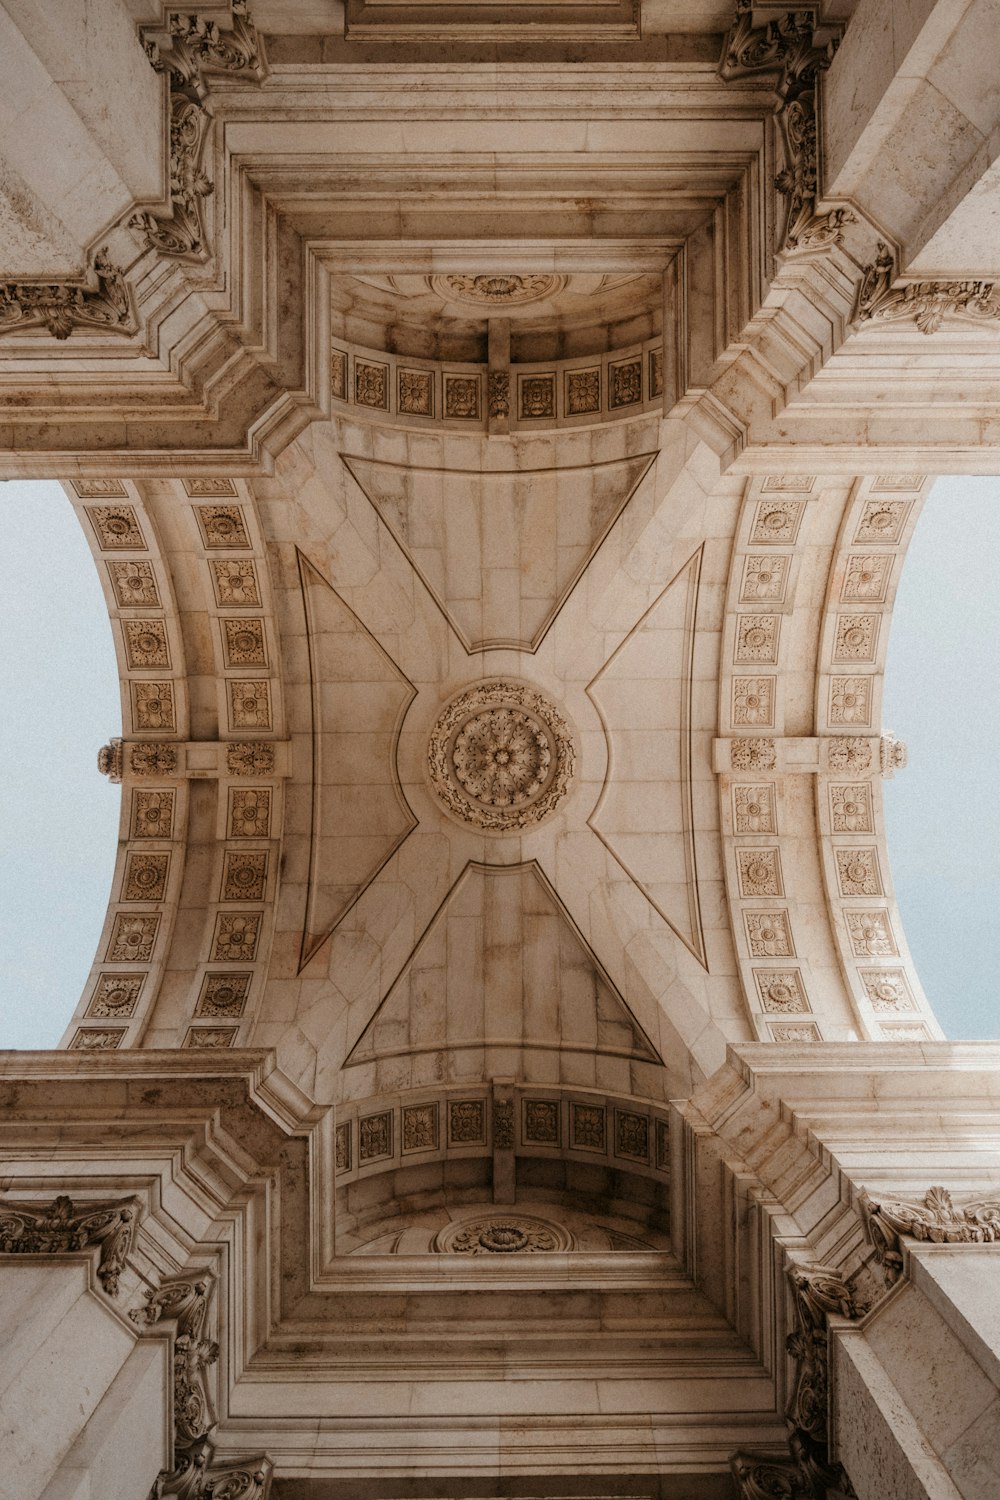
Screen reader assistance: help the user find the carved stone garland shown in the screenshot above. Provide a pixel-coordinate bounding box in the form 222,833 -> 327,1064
132,1272 -> 272,1500
427,680 -> 575,833
0,1193 -> 140,1295
855,241 -> 1000,334
133,2 -> 266,260
0,248 -> 136,340
719,2 -> 841,253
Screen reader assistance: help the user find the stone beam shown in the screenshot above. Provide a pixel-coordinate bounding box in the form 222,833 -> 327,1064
0,0 -> 163,276
677,1044 -> 1000,1500
823,0 -> 1000,274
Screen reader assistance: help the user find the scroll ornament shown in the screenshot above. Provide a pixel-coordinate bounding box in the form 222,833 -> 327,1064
856,242 -> 1000,334
860,1184 -> 1000,1284
737,1185 -> 1000,1494
719,3 -> 840,252
0,249 -> 136,340
131,1274 -> 273,1500
0,1193 -> 139,1295
732,1262 -> 862,1499
132,3 -> 266,260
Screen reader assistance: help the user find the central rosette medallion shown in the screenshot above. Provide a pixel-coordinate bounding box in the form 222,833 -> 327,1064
434,1212 -> 574,1254
427,680 -> 575,833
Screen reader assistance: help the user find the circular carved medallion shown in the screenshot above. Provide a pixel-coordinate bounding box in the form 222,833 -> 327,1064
431,273 -> 565,307
427,681 -> 575,833
435,1212 -> 574,1255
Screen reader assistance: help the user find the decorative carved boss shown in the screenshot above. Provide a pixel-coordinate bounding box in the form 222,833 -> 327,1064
427,680 -> 576,833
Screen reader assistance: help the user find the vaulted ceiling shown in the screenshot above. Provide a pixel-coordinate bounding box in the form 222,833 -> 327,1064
3,0 -> 999,1490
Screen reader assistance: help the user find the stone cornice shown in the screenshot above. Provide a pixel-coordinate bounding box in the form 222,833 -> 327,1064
2,1047 -> 997,1481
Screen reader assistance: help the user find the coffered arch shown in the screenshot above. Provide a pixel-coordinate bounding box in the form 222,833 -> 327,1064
60,420 -> 945,1102
64,474 -> 289,1050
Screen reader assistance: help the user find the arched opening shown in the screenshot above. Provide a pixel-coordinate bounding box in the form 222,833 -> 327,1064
0,481 -> 120,1046
884,475 -> 1000,1040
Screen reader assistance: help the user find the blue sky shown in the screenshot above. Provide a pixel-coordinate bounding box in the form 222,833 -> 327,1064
0,476 -> 996,1047
0,481 -> 121,1047
882,476 -> 1000,1040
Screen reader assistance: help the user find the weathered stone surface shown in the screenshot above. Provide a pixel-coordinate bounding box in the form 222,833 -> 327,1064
1,3 -> 1000,1495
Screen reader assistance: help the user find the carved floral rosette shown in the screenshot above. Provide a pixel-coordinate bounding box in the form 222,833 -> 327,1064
435,1212 -> 574,1254
431,273 -> 565,307
427,680 -> 576,833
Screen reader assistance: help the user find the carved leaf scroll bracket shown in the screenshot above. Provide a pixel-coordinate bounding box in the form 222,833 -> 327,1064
738,1185 -> 1000,1498
132,1271 -> 273,1500
855,242 -> 1000,334
0,1192 -> 140,1294
0,248 -> 137,340
860,1183 -> 1000,1285
719,3 -> 842,254
132,2 -> 266,261
733,1259 -> 864,1499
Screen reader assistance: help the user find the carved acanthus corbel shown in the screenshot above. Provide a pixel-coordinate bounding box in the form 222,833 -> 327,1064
98,739 -> 277,780
733,1261 -> 862,1499
132,1272 -> 272,1500
731,1450 -> 812,1499
785,1265 -> 863,1460
0,248 -> 137,340
879,732 -> 907,779
860,1183 -> 1000,1286
719,3 -> 840,252
856,242 -> 1000,334
132,1276 -> 219,1446
785,206 -> 855,252
0,1193 -> 140,1294
98,737 -> 125,783
132,3 -> 266,261
732,1435 -> 855,1500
